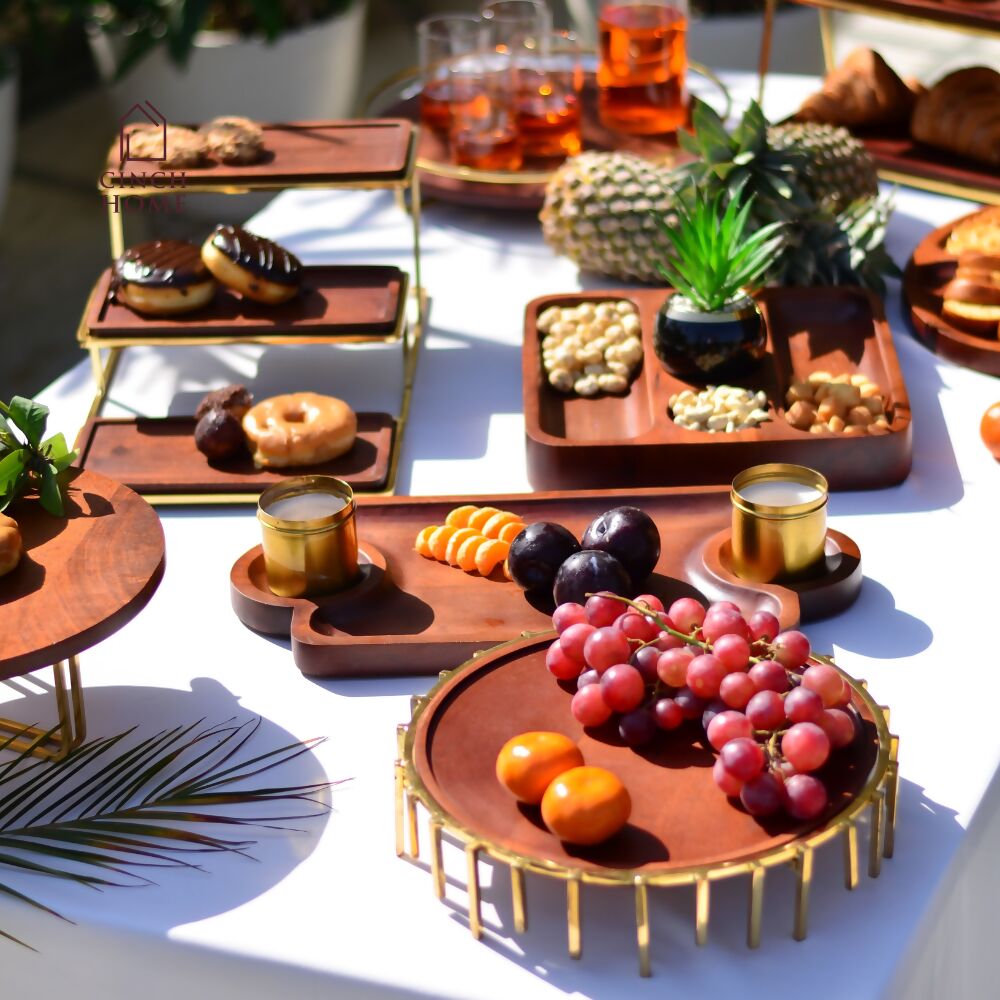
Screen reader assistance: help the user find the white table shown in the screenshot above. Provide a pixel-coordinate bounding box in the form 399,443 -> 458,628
6,73 -> 1000,999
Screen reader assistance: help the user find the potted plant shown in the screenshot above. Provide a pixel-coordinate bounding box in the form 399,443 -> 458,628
85,0 -> 367,122
652,186 -> 785,381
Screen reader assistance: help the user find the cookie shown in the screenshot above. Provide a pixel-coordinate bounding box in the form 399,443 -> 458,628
123,125 -> 207,168
199,116 -> 265,165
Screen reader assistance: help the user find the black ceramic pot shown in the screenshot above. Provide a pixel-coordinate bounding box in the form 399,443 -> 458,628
653,293 -> 766,381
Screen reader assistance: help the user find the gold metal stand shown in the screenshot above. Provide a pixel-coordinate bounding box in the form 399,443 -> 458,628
0,657 -> 87,761
395,648 -> 898,977
81,132 -> 426,499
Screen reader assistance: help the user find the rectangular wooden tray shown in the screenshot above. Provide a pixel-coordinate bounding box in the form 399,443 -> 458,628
76,414 -> 395,497
232,486 -> 802,678
104,120 -> 414,188
523,287 -> 912,491
82,265 -> 407,341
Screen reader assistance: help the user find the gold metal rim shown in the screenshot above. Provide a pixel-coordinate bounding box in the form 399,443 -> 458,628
401,631 -> 894,889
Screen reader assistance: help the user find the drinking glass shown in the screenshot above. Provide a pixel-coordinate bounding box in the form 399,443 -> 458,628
597,0 -> 688,135
418,14 -> 483,132
449,49 -> 524,171
480,0 -> 552,53
515,29 -> 584,160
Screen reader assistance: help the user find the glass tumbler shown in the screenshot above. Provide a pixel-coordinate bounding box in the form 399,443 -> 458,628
597,0 -> 688,135
480,0 -> 552,53
418,14 -> 483,133
515,29 -> 584,160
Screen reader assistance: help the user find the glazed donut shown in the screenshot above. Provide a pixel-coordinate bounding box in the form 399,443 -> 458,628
201,225 -> 302,305
0,513 -> 22,578
113,240 -> 216,315
199,116 -> 265,165
242,393 -> 357,468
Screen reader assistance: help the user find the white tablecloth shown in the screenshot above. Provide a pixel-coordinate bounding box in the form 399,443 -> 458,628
6,73 -> 1000,999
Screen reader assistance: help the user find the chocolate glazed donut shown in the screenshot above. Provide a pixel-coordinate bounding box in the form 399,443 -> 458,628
112,240 -> 216,316
201,225 -> 303,305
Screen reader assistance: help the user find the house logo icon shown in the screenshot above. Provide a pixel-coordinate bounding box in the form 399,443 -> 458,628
119,100 -> 167,162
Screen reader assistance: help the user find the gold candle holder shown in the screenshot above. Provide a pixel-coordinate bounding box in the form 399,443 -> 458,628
257,476 -> 359,599
731,464 -> 829,583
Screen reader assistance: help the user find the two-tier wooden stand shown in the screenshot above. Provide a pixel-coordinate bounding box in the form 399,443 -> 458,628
78,120 -> 425,498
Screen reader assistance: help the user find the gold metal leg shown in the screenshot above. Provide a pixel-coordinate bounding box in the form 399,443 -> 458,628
566,874 -> 582,959
634,877 -> 651,977
818,7 -> 836,72
406,782 -> 420,859
107,196 -> 125,259
0,657 -> 87,761
793,846 -> 813,941
843,822 -> 859,890
695,876 -> 710,946
510,862 -> 527,933
466,843 -> 483,939
747,866 -> 765,949
85,345 -> 124,421
884,737 -> 899,859
868,788 -> 884,878
410,171 -> 423,327
430,820 -> 445,899
757,0 -> 778,105
393,759 -> 407,858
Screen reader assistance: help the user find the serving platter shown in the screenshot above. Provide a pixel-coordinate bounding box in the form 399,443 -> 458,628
75,414 -> 395,500
903,209 -> 1000,376
104,119 -> 414,188
397,633 -> 897,972
524,287 -> 912,491
0,468 -> 165,678
230,486 -> 862,679
82,265 -> 407,343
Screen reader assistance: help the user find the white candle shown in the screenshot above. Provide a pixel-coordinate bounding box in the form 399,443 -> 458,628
738,480 -> 824,506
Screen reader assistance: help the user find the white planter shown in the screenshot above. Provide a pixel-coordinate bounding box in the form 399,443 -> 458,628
89,0 -> 367,123
0,57 -> 18,224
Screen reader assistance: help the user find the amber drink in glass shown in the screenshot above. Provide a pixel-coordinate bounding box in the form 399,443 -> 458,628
418,14 -> 482,132
516,30 -> 583,160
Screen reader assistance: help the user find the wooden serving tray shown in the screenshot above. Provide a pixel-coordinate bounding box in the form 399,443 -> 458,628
228,486 -> 853,679
0,469 -> 165,678
105,120 -> 413,187
76,414 -> 395,498
410,633 -> 881,875
83,265 -> 406,340
523,287 -> 912,491
904,209 -> 1000,376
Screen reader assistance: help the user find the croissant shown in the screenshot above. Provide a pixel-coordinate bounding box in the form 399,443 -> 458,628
911,67 -> 1000,168
797,48 -> 915,127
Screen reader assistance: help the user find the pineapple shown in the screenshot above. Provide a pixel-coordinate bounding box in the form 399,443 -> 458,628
540,99 -> 893,289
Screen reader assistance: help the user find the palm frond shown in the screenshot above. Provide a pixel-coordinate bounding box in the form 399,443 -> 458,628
0,718 -> 342,948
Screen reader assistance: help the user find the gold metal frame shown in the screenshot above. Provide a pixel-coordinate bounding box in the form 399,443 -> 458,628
359,60 -> 733,189
395,636 -> 898,976
0,657 -> 87,761
83,132 -> 427,500
757,0 -> 1000,205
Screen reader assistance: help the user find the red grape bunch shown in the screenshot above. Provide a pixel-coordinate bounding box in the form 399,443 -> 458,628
546,592 -> 860,822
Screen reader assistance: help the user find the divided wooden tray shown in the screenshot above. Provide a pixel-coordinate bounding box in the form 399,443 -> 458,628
83,265 -> 407,342
76,414 -> 395,499
903,208 -> 1000,376
105,119 -> 414,188
0,468 -> 166,678
230,486 -> 860,679
524,287 -> 912,491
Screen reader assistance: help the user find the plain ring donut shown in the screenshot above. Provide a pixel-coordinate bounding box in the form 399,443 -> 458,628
242,392 -> 357,468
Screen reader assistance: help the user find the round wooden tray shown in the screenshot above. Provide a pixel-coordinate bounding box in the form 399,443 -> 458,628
399,634 -> 897,971
696,528 -> 863,623
0,468 -> 166,678
364,67 -> 728,211
904,208 -> 1000,377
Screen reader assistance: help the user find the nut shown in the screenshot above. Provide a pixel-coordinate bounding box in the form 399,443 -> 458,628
788,370 -> 889,436
670,384 -> 772,433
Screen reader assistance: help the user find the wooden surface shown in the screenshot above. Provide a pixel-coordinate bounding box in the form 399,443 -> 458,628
791,0 -> 1000,34
229,486 -> 809,679
104,120 -> 413,187
524,287 -> 913,490
904,209 -> 1000,377
84,265 -> 406,339
699,527 -> 863,623
412,633 -> 879,874
76,414 -> 395,497
0,468 -> 165,678
386,77 -> 693,211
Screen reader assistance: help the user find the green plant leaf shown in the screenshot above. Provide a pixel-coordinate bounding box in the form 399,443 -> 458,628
38,468 -> 63,517
7,398 -> 48,450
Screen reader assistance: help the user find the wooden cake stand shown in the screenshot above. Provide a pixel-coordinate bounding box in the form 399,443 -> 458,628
0,468 -> 165,758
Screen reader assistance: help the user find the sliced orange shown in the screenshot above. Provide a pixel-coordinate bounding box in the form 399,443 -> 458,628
445,504 -> 479,528
445,528 -> 479,565
475,538 -> 509,577
482,510 -> 521,539
498,521 -> 525,544
467,506 -> 502,532
428,525 -> 458,561
414,525 -> 437,557
456,534 -> 485,572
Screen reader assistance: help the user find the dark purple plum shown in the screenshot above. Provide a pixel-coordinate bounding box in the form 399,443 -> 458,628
581,506 -> 660,589
507,522 -> 580,593
552,549 -> 631,607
